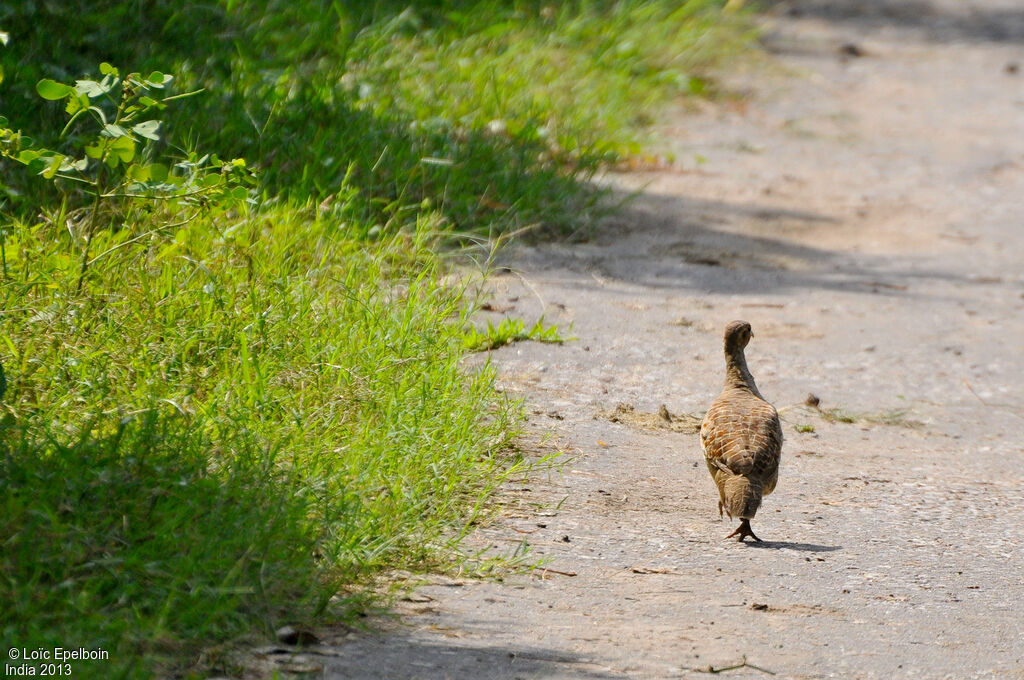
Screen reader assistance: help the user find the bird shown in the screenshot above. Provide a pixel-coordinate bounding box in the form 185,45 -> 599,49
700,320 -> 783,542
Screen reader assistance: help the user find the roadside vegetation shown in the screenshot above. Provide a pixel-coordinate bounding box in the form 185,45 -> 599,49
0,2 -> 752,677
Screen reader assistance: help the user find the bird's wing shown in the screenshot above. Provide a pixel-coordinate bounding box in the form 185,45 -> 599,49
758,410 -> 784,494
701,398 -> 753,475
702,394 -> 782,479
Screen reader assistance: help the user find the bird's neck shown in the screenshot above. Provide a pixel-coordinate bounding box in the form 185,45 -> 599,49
725,347 -> 762,397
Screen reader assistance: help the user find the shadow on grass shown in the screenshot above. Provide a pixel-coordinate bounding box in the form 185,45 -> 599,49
0,1 -> 608,236
0,412 -> 328,679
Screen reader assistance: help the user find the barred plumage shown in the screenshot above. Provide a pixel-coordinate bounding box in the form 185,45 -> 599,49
700,320 -> 783,542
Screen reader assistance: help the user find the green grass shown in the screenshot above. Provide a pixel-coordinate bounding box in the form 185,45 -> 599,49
1,0 -> 752,236
0,207 -> 521,678
462,316 -> 570,352
343,2 -> 749,157
0,1 -> 753,677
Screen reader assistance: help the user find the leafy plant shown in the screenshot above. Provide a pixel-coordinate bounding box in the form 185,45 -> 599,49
463,316 -> 570,352
0,64 -> 254,287
0,2 -> 751,238
0,205 -> 523,679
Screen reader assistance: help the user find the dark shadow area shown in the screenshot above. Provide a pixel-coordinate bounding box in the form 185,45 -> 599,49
0,413 -> 324,678
317,632 -> 625,679
756,0 -> 1024,44
0,1 -> 603,233
745,540 -> 842,552
510,187 -> 975,298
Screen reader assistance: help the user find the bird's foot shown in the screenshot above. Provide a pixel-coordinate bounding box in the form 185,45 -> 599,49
725,519 -> 762,543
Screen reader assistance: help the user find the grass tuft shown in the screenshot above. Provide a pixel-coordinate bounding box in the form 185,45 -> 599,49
0,207 -> 521,677
463,317 -> 570,352
818,407 -> 919,428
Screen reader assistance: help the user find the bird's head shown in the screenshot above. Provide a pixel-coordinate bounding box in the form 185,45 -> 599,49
723,320 -> 754,352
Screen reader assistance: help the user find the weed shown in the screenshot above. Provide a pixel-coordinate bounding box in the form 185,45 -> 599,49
463,317 -> 570,352
863,409 -> 913,427
794,424 -> 816,433
821,408 -> 858,424
0,65 -> 254,288
819,407 -> 918,428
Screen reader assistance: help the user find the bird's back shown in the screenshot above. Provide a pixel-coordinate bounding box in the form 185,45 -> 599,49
701,385 -> 783,514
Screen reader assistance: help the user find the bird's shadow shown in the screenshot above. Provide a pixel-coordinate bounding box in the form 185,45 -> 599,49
744,541 -> 842,552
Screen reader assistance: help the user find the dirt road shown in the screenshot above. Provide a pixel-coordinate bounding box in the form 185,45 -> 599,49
298,2 -> 1024,678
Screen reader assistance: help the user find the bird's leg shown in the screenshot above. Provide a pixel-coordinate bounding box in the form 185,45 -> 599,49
718,500 -> 724,519
725,519 -> 762,543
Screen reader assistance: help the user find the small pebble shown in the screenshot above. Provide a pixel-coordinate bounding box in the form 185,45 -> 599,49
839,42 -> 866,58
276,625 -> 319,646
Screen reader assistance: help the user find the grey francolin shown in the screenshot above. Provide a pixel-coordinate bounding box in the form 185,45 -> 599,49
700,320 -> 783,542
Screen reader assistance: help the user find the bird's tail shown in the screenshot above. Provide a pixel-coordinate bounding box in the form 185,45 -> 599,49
723,476 -> 763,520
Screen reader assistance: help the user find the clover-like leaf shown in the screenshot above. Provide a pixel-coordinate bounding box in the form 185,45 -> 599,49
75,79 -> 109,97
146,163 -> 169,181
65,93 -> 90,116
60,157 -> 89,172
36,79 -> 75,100
103,123 -> 131,139
145,71 -> 173,88
132,120 -> 161,141
109,136 -> 136,164
16,149 -> 41,165
41,153 -> 65,179
127,164 -> 151,182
